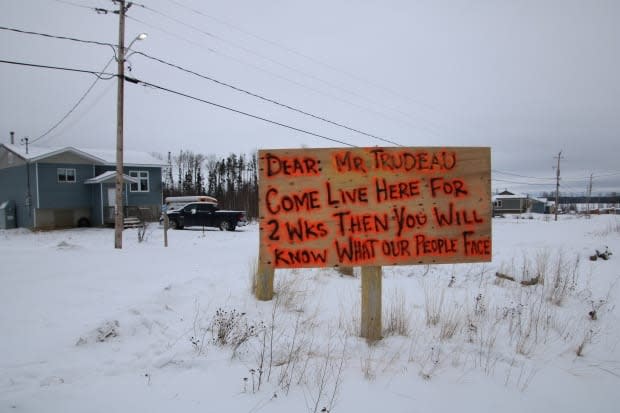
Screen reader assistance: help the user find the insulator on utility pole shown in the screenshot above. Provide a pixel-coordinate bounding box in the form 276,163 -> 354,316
20,137 -> 29,154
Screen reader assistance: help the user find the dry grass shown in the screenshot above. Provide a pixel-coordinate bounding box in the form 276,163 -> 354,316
249,257 -> 258,296
546,253 -> 579,306
275,273 -> 309,313
335,266 -> 354,277
424,284 -> 445,326
439,303 -> 462,341
383,289 -> 411,337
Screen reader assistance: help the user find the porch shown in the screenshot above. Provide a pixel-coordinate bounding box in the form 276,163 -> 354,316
103,205 -> 160,226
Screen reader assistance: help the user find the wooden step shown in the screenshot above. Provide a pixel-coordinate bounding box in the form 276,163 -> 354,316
123,217 -> 143,228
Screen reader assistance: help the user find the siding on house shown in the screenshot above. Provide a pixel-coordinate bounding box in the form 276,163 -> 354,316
95,165 -> 163,222
37,163 -> 94,208
529,200 -> 547,213
95,166 -> 163,206
0,163 -> 34,228
33,163 -> 95,228
495,197 -> 524,214
0,146 -> 27,169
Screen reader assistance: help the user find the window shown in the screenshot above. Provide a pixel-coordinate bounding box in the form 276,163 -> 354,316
57,168 -> 76,183
197,203 -> 215,213
129,171 -> 149,192
493,200 -> 503,208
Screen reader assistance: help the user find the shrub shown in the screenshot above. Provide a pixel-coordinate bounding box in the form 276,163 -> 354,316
210,308 -> 262,354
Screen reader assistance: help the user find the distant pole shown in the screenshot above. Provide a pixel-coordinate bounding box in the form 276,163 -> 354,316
21,137 -> 32,217
163,213 -> 169,247
114,0 -> 127,249
167,151 -> 172,191
554,153 -> 560,220
586,174 -> 593,217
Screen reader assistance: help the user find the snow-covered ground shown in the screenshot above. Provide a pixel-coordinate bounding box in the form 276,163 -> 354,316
1,215 -> 619,412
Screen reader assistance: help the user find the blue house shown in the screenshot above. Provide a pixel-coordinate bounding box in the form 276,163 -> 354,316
492,190 -> 551,215
0,143 -> 166,229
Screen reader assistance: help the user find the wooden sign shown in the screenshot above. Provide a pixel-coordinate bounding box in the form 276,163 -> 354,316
258,147 -> 491,269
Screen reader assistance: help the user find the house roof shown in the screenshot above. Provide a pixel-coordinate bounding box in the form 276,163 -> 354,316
1,143 -> 166,167
492,193 -> 528,200
492,193 -> 548,203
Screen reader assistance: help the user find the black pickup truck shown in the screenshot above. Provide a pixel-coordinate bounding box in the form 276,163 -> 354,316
166,202 -> 248,231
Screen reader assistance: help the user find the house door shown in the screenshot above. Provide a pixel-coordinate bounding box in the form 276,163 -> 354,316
106,187 -> 116,222
107,188 -> 116,207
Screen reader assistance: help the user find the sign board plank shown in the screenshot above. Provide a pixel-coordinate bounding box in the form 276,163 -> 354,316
258,147 -> 491,269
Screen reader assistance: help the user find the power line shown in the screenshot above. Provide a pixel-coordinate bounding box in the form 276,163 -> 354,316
132,51 -> 403,147
124,15 -> 436,140
591,171 -> 620,179
30,56 -> 116,145
129,77 -> 356,148
560,182 -> 587,194
133,2 -> 367,98
128,3 -> 447,139
0,58 -> 117,78
126,13 -> 368,104
162,0 -> 448,130
163,0 -> 378,83
492,169 -> 555,181
491,178 -> 556,187
125,15 -> 214,50
50,0 -> 101,10
0,27 -> 395,147
493,168 -> 620,182
46,81 -> 116,141
0,25 -> 115,50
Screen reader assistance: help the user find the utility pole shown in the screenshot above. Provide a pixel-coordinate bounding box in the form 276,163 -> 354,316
554,151 -> 563,221
586,173 -> 593,218
166,151 -> 173,193
21,137 -> 32,217
114,0 -> 130,249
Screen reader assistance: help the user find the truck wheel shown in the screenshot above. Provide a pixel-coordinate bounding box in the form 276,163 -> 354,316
170,219 -> 183,230
227,223 -> 236,232
219,221 -> 229,231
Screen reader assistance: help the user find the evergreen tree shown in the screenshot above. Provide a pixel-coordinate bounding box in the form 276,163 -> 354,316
163,149 -> 260,219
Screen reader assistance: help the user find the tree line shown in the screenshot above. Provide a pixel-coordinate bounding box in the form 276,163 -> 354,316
540,192 -> 620,205
160,150 -> 259,219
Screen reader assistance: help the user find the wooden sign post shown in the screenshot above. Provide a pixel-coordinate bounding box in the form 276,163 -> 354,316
255,262 -> 274,301
361,266 -> 382,340
257,147 -> 491,341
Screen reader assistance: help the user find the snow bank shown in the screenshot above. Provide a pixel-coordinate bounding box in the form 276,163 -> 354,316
1,216 -> 619,412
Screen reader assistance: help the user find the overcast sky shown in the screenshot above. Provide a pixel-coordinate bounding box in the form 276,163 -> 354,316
1,0 -> 618,194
